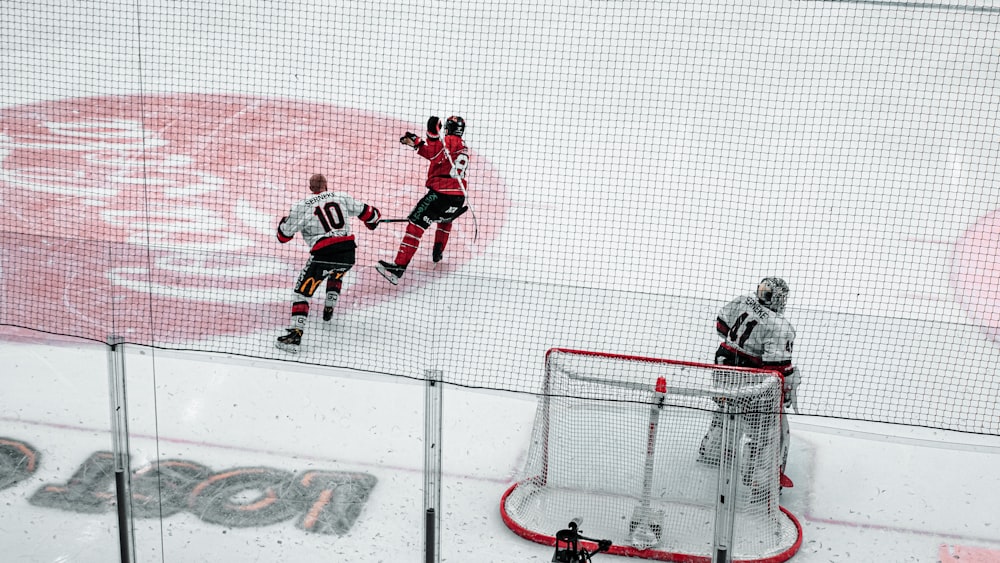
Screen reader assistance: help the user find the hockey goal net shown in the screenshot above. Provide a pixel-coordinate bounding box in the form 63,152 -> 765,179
500,348 -> 801,562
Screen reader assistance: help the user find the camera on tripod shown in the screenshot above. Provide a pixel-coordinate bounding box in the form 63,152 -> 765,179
551,519 -> 612,562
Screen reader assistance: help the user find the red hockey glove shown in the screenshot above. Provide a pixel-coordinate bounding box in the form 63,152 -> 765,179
427,116 -> 442,139
361,205 -> 381,230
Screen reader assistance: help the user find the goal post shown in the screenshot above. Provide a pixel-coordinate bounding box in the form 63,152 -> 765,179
500,348 -> 802,562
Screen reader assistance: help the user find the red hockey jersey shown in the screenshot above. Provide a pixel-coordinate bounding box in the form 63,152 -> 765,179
416,134 -> 470,197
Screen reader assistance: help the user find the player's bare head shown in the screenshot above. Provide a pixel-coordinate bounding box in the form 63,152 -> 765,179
309,174 -> 327,193
757,277 -> 789,314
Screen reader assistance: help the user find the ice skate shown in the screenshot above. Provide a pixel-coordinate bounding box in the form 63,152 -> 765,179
376,260 -> 406,285
275,328 -> 302,353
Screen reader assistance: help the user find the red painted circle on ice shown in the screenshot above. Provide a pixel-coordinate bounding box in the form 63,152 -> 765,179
952,209 -> 1000,344
0,94 -> 509,343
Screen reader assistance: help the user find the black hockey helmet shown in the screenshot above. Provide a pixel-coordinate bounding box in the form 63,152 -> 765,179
445,115 -> 465,137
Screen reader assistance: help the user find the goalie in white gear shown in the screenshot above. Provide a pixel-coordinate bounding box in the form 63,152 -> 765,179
699,277 -> 799,489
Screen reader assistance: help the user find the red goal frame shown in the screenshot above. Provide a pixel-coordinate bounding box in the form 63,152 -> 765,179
499,347 -> 803,563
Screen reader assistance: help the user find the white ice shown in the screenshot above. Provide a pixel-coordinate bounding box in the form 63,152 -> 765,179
2,0 -> 1000,561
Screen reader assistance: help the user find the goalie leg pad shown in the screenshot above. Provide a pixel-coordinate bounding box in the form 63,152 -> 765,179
698,415 -> 724,465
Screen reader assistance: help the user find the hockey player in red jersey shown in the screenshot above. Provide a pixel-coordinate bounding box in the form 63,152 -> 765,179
698,277 -> 800,489
274,174 -> 381,352
376,115 -> 470,285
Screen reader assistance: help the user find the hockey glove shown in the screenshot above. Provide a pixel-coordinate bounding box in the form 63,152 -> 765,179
276,216 -> 293,243
427,116 -> 442,139
362,206 -> 381,230
783,368 -> 801,414
400,132 -> 420,147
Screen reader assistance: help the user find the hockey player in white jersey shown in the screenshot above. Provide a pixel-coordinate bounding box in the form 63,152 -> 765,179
698,277 -> 800,488
275,174 -> 381,353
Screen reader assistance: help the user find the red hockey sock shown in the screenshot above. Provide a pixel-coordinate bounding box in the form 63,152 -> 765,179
325,278 -> 342,307
433,223 -> 452,252
290,301 -> 309,328
394,222 -> 425,267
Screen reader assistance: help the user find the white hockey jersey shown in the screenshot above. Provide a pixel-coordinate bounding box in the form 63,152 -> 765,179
277,191 -> 372,251
716,294 -> 796,368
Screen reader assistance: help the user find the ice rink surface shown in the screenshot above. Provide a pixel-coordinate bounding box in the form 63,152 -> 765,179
2,0 -> 1000,561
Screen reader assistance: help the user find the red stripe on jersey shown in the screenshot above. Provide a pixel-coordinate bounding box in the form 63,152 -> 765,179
716,318 -> 730,337
719,342 -> 764,367
310,234 -> 355,253
277,227 -> 293,243
720,342 -> 794,373
765,362 -> 796,376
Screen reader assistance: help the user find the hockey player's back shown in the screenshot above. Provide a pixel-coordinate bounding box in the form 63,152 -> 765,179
716,293 -> 796,368
282,190 -> 370,250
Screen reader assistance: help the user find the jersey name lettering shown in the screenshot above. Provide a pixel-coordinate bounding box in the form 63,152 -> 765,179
743,296 -> 770,319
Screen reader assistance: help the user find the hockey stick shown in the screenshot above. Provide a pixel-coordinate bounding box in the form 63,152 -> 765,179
380,206 -> 467,225
439,137 -> 479,242
628,376 -> 667,550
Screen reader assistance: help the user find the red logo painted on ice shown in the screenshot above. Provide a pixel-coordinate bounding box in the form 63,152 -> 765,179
953,209 -> 1000,345
0,95 -> 509,343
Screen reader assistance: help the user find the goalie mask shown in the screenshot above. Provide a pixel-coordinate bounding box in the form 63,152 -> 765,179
445,115 -> 465,137
757,277 -> 790,314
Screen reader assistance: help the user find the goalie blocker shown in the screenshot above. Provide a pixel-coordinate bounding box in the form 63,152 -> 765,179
500,348 -> 802,563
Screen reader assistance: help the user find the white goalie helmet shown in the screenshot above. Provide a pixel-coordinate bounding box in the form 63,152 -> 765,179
757,277 -> 790,314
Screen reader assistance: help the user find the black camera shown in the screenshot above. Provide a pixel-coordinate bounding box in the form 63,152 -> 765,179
551,520 -> 612,562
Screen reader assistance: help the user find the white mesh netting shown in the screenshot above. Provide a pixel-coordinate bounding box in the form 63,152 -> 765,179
501,348 -> 801,561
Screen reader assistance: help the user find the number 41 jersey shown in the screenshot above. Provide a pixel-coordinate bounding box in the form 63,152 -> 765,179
716,294 -> 796,367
